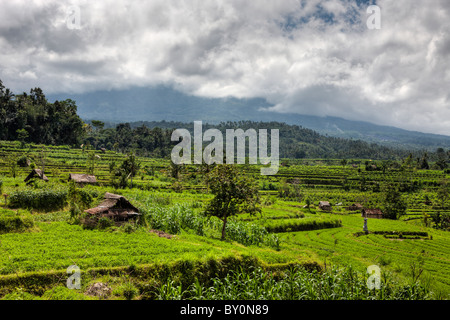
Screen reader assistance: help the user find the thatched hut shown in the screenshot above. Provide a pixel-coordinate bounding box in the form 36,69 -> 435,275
68,173 -> 97,186
347,203 -> 364,211
319,201 -> 332,211
24,169 -> 49,184
361,208 -> 384,219
84,192 -> 140,224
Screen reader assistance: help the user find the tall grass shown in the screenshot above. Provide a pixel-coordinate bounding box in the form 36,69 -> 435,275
9,188 -> 68,211
143,203 -> 204,235
139,199 -> 279,249
156,265 -> 433,300
8,184 -> 99,212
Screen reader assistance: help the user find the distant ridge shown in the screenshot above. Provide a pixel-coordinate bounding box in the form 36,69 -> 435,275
47,85 -> 450,151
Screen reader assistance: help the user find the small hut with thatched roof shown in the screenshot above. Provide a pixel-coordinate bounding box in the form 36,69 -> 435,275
84,192 -> 140,226
68,173 -> 97,186
319,201 -> 332,211
24,169 -> 49,184
347,203 -> 364,211
361,208 -> 384,219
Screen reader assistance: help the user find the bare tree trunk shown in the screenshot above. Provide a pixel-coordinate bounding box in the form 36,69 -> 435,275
221,215 -> 228,240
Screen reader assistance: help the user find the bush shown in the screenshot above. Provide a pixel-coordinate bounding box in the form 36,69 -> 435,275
16,156 -> 30,167
112,282 -> 139,300
97,217 -> 114,230
121,223 -> 136,234
69,203 -> 82,224
0,209 -> 34,234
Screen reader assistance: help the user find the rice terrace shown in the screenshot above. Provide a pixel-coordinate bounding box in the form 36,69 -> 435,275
0,123 -> 449,301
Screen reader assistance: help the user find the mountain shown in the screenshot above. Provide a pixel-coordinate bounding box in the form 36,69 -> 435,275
47,85 -> 450,151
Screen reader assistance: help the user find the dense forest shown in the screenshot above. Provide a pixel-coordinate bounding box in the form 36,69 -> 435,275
1,80 -> 450,165
87,120 -> 450,165
0,80 -> 84,146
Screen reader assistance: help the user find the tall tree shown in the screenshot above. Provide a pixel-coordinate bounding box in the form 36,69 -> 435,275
205,165 -> 261,240
91,120 -> 105,131
382,184 -> 407,220
120,152 -> 141,188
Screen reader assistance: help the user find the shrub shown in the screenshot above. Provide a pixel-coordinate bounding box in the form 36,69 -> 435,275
112,282 -> 139,300
16,156 -> 30,167
97,217 -> 114,230
121,223 -> 136,234
69,203 -> 82,224
0,209 -> 34,234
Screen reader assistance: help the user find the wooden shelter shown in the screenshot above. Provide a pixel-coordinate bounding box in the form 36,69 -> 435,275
24,169 -> 49,184
68,173 -> 97,185
347,203 -> 364,211
319,201 -> 332,211
84,192 -> 140,223
361,208 -> 384,219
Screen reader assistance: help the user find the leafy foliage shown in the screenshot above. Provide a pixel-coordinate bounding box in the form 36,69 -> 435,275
382,184 -> 407,220
205,165 -> 261,240
157,266 -> 433,300
0,80 -> 84,146
0,208 -> 34,234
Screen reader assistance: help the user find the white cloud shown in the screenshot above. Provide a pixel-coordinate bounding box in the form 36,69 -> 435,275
0,0 -> 449,134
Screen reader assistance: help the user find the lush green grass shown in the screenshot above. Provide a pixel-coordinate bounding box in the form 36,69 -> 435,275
0,219 -> 302,276
0,140 -> 449,299
278,213 -> 450,298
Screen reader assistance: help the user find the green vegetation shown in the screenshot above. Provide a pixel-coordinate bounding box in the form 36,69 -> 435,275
156,266 -> 432,300
205,165 -> 261,240
0,208 -> 34,234
260,217 -> 342,233
0,81 -> 84,146
0,115 -> 449,300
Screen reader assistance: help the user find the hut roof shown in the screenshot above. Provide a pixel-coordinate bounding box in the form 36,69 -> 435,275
24,169 -> 49,182
362,208 -> 383,217
349,203 -> 363,209
68,173 -> 97,184
84,192 -> 139,215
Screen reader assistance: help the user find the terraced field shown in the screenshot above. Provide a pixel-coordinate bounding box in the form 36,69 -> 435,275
0,140 -> 449,299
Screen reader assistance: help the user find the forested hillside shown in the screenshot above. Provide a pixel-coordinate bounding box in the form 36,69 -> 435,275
86,120 -> 450,164
2,80 -> 449,164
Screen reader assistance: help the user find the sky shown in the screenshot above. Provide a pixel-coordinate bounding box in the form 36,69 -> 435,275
1,0 -> 450,135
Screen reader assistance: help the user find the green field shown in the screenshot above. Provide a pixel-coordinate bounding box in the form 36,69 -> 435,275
0,140 -> 449,300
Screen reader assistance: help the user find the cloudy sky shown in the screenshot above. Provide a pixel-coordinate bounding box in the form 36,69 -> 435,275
1,0 -> 450,135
